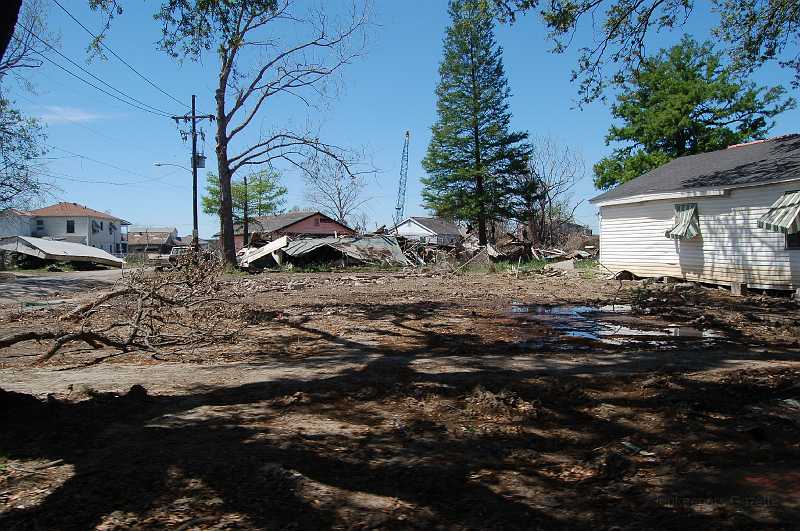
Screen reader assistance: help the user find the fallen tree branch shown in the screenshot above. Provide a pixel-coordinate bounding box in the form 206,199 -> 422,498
60,288 -> 133,321
0,330 -> 61,349
40,330 -> 128,363
5,253 -> 247,365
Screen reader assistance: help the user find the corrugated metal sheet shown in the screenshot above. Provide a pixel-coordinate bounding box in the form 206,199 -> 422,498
283,235 -> 409,265
0,236 -> 125,267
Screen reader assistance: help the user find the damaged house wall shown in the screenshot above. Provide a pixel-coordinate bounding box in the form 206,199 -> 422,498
597,181 -> 800,289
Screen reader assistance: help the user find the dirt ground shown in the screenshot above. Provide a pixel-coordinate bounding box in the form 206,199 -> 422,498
1,269 -> 800,530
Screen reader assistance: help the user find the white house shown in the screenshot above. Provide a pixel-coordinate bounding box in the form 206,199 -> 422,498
590,135 -> 800,291
0,209 -> 34,239
391,216 -> 462,246
0,202 -> 130,255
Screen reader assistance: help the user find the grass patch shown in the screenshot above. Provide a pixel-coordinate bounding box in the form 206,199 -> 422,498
575,258 -> 599,278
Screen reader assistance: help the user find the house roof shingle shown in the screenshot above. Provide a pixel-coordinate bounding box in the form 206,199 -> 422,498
127,233 -> 175,246
127,226 -> 177,234
28,202 -> 129,223
590,134 -> 800,204
408,216 -> 460,235
227,211 -> 353,236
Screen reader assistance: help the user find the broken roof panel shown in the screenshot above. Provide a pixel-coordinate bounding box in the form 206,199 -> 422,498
283,235 -> 410,265
0,236 -> 125,267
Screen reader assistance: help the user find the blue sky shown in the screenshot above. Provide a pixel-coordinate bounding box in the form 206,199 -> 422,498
11,1 -> 800,238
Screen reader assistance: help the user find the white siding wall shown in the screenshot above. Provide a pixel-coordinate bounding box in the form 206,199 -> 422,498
87,218 -> 123,253
29,216 -> 123,253
0,213 -> 33,238
394,220 -> 459,245
599,181 -> 800,289
394,220 -> 436,240
33,216 -> 90,244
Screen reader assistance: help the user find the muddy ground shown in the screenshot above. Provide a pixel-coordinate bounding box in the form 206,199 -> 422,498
1,269 -> 800,530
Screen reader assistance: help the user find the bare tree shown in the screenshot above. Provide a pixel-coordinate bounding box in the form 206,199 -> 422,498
351,210 -> 372,234
304,155 -> 370,226
0,0 -> 56,210
511,136 -> 584,245
0,0 -> 53,82
151,1 -> 371,263
0,1 -> 22,68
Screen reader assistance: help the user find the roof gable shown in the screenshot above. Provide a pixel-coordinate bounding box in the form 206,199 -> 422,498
591,134 -> 800,204
230,211 -> 354,236
395,218 -> 436,236
409,216 -> 460,235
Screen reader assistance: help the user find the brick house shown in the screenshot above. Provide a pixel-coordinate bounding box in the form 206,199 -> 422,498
218,211 -> 355,250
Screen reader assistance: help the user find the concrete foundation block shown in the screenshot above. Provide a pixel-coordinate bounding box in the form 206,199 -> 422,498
730,282 -> 746,297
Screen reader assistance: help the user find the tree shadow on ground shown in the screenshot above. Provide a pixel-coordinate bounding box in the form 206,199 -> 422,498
1,301 -> 799,529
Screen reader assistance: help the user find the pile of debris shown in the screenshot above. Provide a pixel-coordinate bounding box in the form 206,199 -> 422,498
0,253 -> 245,362
238,235 -> 410,270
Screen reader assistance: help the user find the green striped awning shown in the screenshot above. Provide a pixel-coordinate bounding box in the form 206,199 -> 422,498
757,191 -> 800,234
665,203 -> 700,240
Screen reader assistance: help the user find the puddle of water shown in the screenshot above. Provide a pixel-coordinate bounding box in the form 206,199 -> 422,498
510,304 -> 632,315
510,304 -> 724,345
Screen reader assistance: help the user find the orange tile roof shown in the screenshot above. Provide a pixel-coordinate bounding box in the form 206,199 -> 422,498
28,202 -> 129,223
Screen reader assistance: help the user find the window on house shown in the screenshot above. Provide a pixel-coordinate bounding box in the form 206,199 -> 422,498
787,232 -> 800,250
36,219 -> 43,227
66,220 -> 75,233
100,221 -> 104,230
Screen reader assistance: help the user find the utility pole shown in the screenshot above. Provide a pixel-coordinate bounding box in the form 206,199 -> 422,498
171,95 -> 214,251
242,174 -> 249,247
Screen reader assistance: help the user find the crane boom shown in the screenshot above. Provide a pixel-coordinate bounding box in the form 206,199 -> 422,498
393,131 -> 410,227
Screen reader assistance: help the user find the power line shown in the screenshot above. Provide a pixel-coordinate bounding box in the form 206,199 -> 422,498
51,0 -> 190,110
12,89 -> 180,159
14,25 -> 174,117
32,52 -> 171,117
45,143 -> 174,181
42,169 -> 187,190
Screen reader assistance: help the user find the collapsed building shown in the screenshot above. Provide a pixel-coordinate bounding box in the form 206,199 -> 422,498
238,235 -> 410,270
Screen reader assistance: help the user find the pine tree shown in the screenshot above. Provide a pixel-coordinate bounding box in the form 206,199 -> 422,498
594,36 -> 794,190
422,0 -> 528,245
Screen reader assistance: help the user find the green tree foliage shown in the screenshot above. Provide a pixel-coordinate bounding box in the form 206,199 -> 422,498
202,169 -> 287,223
716,1 -> 800,88
493,1 -> 800,104
0,97 -> 47,208
594,36 -> 795,190
422,0 -> 528,245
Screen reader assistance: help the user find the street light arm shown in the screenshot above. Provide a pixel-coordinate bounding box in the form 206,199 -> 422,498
153,162 -> 192,173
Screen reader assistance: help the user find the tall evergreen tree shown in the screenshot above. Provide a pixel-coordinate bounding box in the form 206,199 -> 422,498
422,0 -> 528,245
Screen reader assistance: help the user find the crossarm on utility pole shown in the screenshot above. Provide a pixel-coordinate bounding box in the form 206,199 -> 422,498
170,96 -> 215,252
